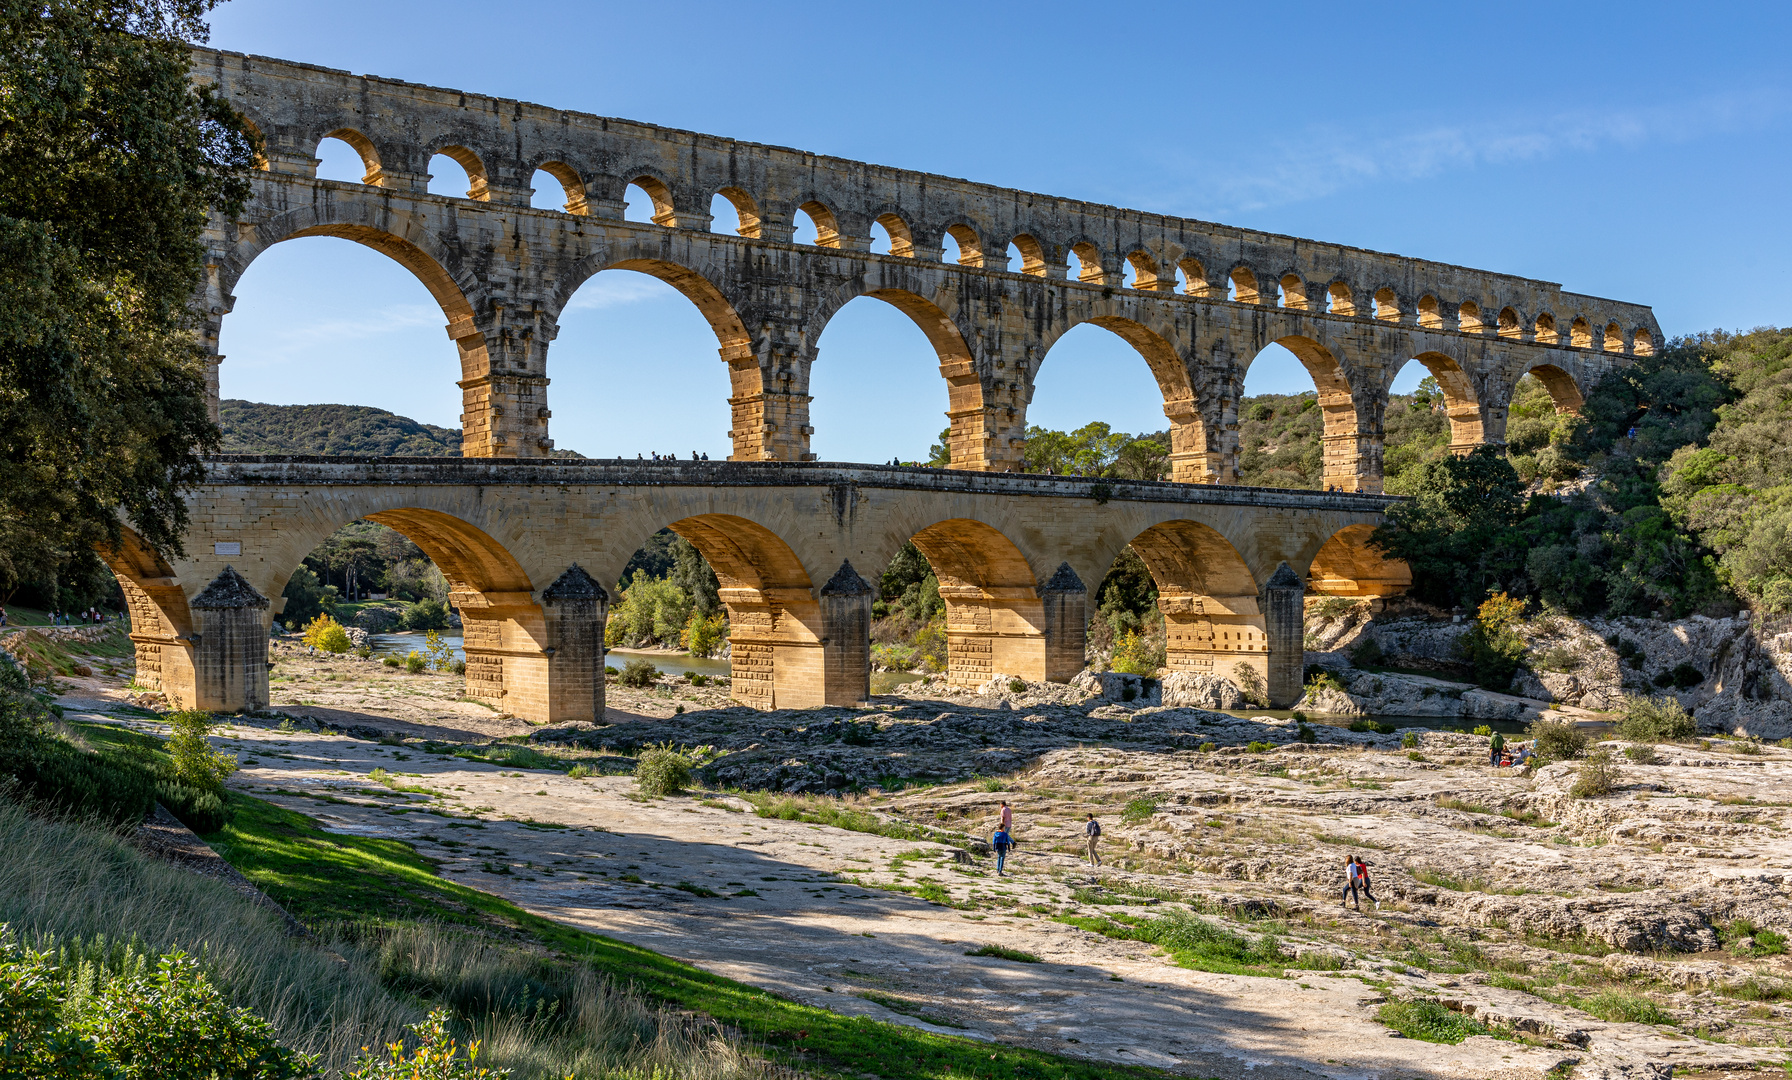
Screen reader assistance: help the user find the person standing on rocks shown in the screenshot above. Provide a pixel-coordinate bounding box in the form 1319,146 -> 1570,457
1489,730 -> 1506,767
1084,813 -> 1102,867
999,799 -> 1013,833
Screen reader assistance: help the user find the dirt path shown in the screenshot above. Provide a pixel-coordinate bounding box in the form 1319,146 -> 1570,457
67,707 -> 1769,1080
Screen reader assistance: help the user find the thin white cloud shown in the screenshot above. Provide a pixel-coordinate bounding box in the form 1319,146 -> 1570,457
565,273 -> 675,311
1150,86 -> 1792,215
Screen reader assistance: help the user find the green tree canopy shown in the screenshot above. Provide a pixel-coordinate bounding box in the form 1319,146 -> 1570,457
0,0 -> 257,591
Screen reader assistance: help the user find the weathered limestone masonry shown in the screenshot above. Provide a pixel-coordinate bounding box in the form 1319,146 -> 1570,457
107,460 -> 1400,720
192,50 -> 1660,493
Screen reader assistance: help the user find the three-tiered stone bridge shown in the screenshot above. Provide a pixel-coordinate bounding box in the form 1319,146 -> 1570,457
108,50 -> 1660,719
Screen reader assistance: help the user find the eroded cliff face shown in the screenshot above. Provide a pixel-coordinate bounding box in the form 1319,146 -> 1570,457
1305,599 -> 1792,735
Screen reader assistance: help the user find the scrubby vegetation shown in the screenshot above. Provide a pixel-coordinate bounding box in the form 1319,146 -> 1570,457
1375,331 -> 1792,619
219,400 -> 464,457
1615,695 -> 1698,742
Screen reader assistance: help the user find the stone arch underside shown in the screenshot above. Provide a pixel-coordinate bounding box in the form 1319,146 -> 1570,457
1406,351 -> 1486,455
1523,363 -> 1586,415
357,509 -> 556,715
1251,335 -> 1372,492
809,284 -> 995,472
907,518 -> 1083,686
97,526 -> 195,702
1077,315 -> 1210,484
664,513 -> 844,708
559,253 -> 772,460
1307,523 -> 1412,597
1124,519 -> 1272,686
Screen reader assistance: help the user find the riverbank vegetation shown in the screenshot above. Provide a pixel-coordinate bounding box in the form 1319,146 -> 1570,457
1377,328 -> 1792,618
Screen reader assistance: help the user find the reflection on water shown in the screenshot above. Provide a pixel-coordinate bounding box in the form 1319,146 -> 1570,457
871,671 -> 927,695
605,649 -> 732,680
370,632 -> 464,662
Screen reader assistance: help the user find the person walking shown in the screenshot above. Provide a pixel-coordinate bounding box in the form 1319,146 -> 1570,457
992,827 -> 1013,876
999,799 -> 1012,833
1084,813 -> 1102,867
1489,730 -> 1506,767
1342,855 -> 1380,910
1358,856 -> 1380,910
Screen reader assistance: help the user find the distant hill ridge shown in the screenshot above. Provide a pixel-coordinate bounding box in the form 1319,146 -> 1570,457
220,400 -> 462,457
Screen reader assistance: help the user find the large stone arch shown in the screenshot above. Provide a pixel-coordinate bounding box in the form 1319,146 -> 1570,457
904,518 -> 1083,687
98,526 -> 197,706
1121,520 -> 1275,687
1034,310 -> 1212,484
805,278 -> 993,471
665,513 -> 863,709
211,199 -> 497,450
1396,350 -> 1487,455
552,243 -> 775,460
1517,363 -> 1586,415
1241,334 -> 1371,492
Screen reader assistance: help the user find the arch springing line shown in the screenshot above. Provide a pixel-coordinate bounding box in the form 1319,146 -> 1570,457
1127,250 -> 1166,291
1229,266 -> 1259,304
1070,241 -> 1104,284
1417,295 -> 1442,329
1373,287 -> 1400,322
1535,312 -> 1559,345
628,176 -> 677,225
945,224 -> 984,268
433,145 -> 491,201
875,212 -> 914,257
1497,306 -> 1522,340
1603,322 -> 1624,354
534,161 -> 587,214
716,187 -> 762,237
798,200 -> 842,248
1179,257 -> 1209,298
1011,234 -> 1048,277
320,128 -> 382,185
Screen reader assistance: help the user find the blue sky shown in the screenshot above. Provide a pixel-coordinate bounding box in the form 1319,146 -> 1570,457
209,0 -> 1792,462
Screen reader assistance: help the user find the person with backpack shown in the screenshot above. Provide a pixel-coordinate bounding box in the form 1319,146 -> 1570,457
1084,813 -> 1102,867
1489,730 -> 1506,767
992,827 -> 1013,876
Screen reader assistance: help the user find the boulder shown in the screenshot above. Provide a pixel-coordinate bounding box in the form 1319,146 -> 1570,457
1161,671 -> 1248,710
1069,669 -> 1160,706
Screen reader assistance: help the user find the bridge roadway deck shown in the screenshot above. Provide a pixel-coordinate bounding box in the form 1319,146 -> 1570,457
106,458 -> 1407,721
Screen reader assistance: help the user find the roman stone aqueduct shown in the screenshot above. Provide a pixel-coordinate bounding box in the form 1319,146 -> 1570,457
105,49 -> 1662,721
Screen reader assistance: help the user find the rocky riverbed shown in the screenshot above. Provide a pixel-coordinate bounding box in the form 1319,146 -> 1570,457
41,638 -> 1792,1079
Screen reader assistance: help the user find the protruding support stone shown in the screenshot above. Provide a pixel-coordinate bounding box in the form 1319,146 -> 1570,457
540,564 -> 609,723
188,566 -> 269,713
1262,562 -> 1305,708
1039,563 -> 1087,682
819,561 -> 873,705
